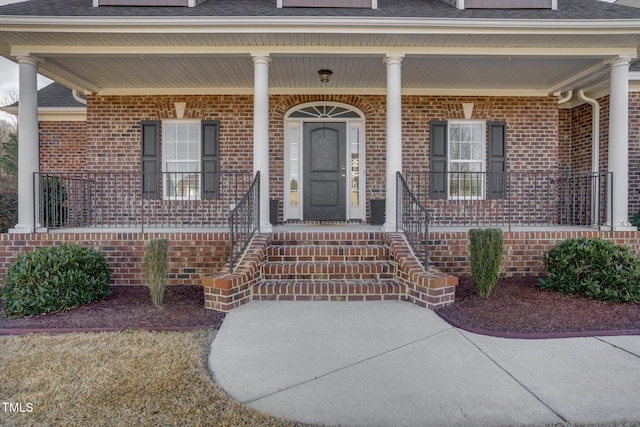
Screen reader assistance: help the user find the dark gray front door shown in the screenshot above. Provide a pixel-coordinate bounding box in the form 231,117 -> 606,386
303,122 -> 346,221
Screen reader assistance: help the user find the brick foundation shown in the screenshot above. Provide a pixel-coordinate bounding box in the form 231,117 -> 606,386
429,229 -> 640,276
2,229 -> 640,312
202,234 -> 268,311
0,232 -> 229,286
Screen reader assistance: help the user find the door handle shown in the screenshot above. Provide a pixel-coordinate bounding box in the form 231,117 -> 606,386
341,165 -> 346,171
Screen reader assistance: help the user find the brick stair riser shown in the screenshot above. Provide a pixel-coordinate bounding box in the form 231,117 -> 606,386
262,262 -> 396,281
253,280 -> 407,301
269,232 -> 385,247
266,245 -> 389,263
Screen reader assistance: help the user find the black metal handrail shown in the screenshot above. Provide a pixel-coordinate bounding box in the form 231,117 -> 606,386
229,171 -> 260,273
34,171 -> 251,230
397,172 -> 430,270
403,171 -> 612,231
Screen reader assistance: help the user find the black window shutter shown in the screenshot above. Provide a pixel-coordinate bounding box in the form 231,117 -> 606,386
201,120 -> 220,200
488,122 -> 507,200
141,121 -> 159,199
430,121 -> 448,199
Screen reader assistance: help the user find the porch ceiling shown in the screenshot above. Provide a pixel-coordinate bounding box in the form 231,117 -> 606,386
1,29 -> 639,96
22,54 -> 612,96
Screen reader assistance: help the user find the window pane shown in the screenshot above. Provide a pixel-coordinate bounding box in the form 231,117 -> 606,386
450,125 -> 460,142
471,124 -> 483,142
351,128 -> 360,207
449,141 -> 461,160
472,142 -> 483,159
290,175 -> 298,207
165,162 -> 200,198
448,122 -> 485,199
163,121 -> 201,199
289,128 -> 299,207
167,122 -> 200,161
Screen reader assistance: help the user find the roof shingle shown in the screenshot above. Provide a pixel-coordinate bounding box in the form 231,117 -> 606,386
2,0 -> 640,20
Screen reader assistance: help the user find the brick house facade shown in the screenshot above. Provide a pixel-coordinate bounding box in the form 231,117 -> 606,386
2,0 -> 640,311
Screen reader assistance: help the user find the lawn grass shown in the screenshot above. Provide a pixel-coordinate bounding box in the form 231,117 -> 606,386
0,330 -> 301,427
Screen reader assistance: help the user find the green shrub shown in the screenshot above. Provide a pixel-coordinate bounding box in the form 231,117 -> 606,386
144,238 -> 169,306
539,238 -> 640,303
632,210 -> 640,230
469,228 -> 504,298
1,244 -> 111,318
40,177 -> 68,228
0,184 -> 17,233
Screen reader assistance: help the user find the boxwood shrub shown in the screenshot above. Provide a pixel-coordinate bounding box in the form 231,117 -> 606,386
469,228 -> 504,298
538,238 -> 640,303
0,184 -> 17,233
1,244 -> 111,318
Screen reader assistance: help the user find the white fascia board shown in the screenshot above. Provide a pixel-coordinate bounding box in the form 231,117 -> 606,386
11,45 -> 639,58
95,87 -> 549,97
4,16 -> 640,34
629,71 -> 640,81
38,108 -> 87,122
0,106 -> 87,121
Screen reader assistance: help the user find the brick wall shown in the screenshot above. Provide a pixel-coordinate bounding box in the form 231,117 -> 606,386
558,108 -> 571,171
557,94 -> 640,221
39,121 -> 87,172
56,94 -> 561,225
562,96 -> 610,175
429,230 -> 640,276
0,232 -> 229,286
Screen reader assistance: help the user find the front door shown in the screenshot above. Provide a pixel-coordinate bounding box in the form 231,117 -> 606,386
303,122 -> 347,221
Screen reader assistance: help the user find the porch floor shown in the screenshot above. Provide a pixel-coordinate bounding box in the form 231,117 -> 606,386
42,224 -> 606,234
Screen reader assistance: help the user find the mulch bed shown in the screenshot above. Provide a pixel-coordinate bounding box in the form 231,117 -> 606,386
436,276 -> 640,338
0,285 -> 225,333
1,278 -> 639,337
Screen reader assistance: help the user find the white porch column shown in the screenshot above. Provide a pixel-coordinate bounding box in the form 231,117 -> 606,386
383,55 -> 403,232
12,56 -> 39,232
252,54 -> 272,232
608,58 -> 633,230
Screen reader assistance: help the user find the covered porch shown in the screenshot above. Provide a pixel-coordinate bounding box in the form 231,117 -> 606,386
5,20 -> 639,235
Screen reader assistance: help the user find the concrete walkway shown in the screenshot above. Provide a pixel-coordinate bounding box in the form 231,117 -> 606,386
209,301 -> 640,427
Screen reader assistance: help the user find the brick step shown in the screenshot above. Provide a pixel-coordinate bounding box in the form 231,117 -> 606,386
253,280 -> 406,302
269,231 -> 385,247
262,261 -> 396,281
266,244 -> 390,262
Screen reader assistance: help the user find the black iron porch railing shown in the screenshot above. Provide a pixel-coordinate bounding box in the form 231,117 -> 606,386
397,172 -> 430,270
403,171 -> 612,231
34,171 -> 251,230
229,171 -> 260,272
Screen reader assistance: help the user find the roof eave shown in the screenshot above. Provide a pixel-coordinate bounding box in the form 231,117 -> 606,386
3,16 -> 640,33
0,106 -> 87,122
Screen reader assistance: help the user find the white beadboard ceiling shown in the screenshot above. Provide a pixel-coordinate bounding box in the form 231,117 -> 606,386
34,54 -> 608,94
0,29 -> 638,95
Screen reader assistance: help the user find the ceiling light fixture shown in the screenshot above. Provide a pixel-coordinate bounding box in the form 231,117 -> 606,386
318,69 -> 333,83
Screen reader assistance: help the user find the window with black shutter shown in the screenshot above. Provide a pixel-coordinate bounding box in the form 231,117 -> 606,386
429,120 -> 507,200
201,120 -> 220,200
488,122 -> 507,200
142,119 -> 220,200
141,121 -> 160,199
429,121 -> 448,199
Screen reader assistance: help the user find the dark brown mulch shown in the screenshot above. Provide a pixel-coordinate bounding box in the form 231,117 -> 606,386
2,278 -> 639,337
0,286 -> 225,333
436,276 -> 640,337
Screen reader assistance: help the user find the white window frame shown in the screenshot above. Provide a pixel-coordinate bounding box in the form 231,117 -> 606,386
162,119 -> 202,201
447,120 -> 486,200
